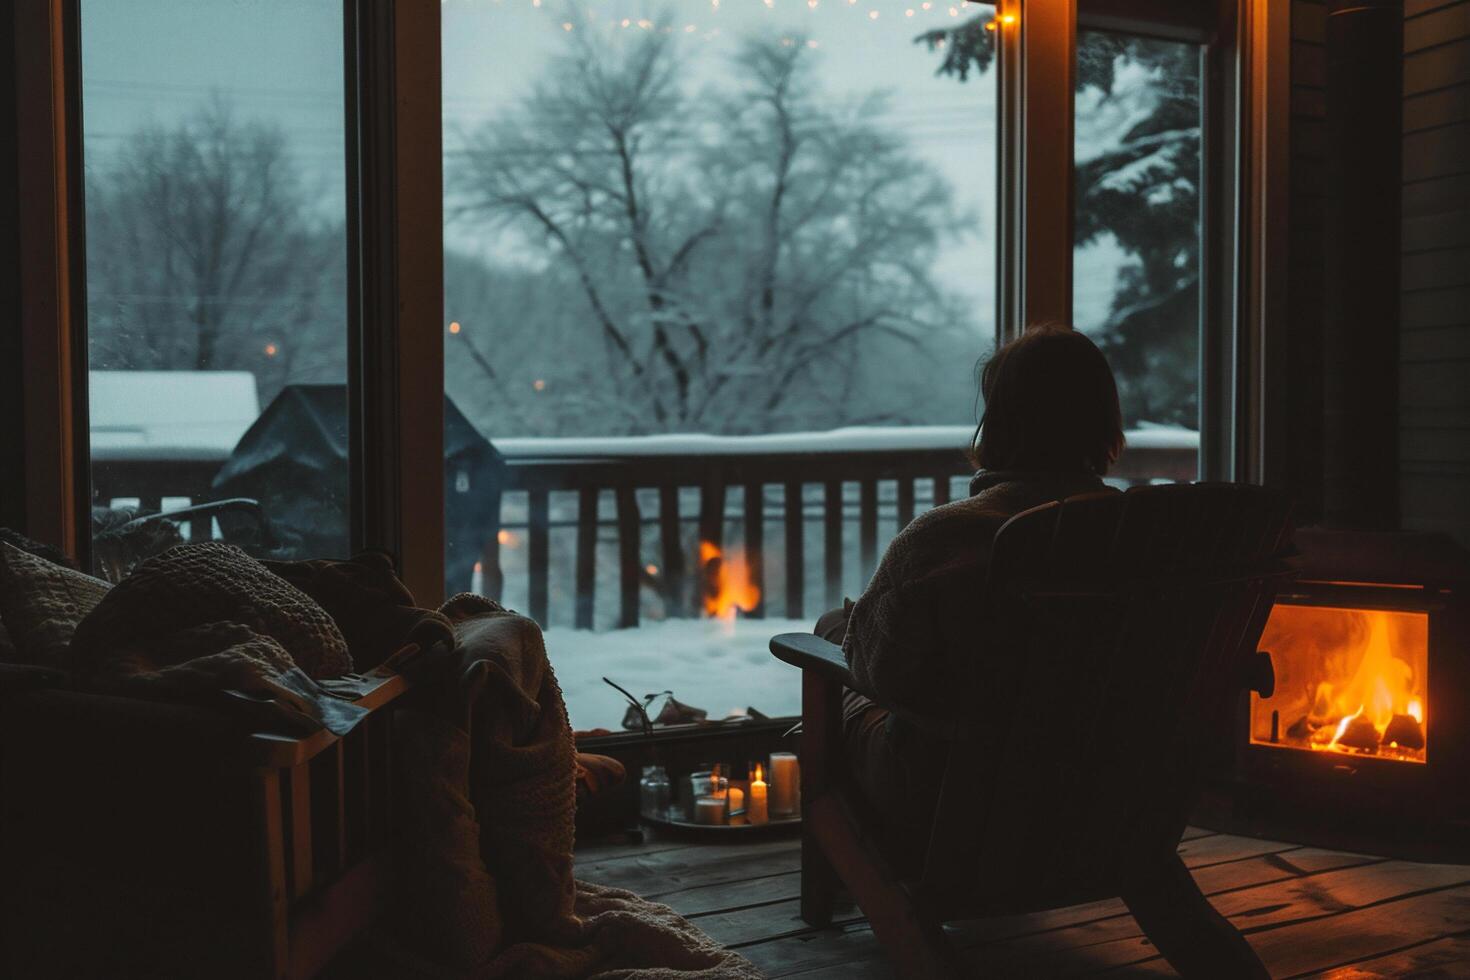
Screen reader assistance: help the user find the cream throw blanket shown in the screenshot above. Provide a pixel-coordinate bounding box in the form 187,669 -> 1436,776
391,594 -> 763,980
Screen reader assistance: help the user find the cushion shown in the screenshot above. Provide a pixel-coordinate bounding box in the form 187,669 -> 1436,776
0,540 -> 112,667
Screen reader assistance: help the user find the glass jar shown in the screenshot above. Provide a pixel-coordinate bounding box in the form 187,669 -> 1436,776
639,764 -> 672,820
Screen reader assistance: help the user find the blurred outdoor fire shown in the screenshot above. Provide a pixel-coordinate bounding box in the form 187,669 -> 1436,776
1252,604 -> 1429,763
699,542 -> 760,620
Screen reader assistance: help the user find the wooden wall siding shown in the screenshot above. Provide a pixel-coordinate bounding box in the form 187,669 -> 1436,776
1288,0 -> 1328,523
1403,0 -> 1470,544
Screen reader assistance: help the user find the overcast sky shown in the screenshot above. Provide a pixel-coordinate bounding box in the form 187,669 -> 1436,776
79,0 -> 1125,341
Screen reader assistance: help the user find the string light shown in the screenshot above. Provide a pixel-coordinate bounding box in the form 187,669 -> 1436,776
905,8 -> 915,17
264,343 -> 278,357
449,321 -> 462,334
532,379 -> 547,391
562,21 -> 573,31
868,9 -> 879,19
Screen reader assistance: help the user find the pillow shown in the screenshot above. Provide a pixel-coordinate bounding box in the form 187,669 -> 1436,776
0,540 -> 112,668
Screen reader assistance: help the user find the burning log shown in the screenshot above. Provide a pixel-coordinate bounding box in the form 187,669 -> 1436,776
1335,714 -> 1382,752
1382,713 -> 1425,751
1287,715 -> 1315,742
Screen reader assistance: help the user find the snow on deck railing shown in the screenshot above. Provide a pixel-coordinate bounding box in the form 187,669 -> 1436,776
494,424 -> 1199,461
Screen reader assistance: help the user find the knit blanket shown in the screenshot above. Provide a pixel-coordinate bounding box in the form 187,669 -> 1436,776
68,543 -> 448,736
392,594 -> 762,980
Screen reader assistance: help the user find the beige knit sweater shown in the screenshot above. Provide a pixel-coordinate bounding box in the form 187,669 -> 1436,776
842,470 -> 1116,720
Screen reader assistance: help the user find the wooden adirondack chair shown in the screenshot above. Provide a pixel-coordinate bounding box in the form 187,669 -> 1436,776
770,483 -> 1292,978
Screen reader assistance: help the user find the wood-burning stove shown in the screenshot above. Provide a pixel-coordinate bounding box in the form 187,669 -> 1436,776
1200,528 -> 1470,861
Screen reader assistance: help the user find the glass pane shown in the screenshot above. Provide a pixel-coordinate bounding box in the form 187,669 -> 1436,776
443,2 -> 998,730
81,0 -> 349,578
1073,30 -> 1202,485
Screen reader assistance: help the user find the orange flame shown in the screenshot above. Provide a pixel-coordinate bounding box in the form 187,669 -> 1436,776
699,542 -> 760,619
753,763 -> 764,784
1255,606 -> 1428,762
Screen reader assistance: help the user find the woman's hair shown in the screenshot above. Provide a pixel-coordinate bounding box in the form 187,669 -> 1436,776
970,324 -> 1125,475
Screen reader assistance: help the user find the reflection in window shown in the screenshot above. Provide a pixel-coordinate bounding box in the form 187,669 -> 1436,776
443,2 -> 998,729
81,0 -> 349,574
1074,30 -> 1202,473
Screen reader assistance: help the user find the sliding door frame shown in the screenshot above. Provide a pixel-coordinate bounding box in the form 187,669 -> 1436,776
345,0 -> 445,604
9,0 -> 90,562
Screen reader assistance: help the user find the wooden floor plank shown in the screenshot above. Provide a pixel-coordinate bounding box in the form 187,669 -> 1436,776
578,830 -> 1470,980
693,898 -> 844,947
777,955 -> 897,979
948,847 -> 1378,954
655,869 -> 802,916
575,837 -> 800,894
1176,832 -> 1302,868
1250,884 -> 1470,979
574,832 -> 697,863
977,865 -> 1470,977
734,917 -> 884,978
1304,932 -> 1470,978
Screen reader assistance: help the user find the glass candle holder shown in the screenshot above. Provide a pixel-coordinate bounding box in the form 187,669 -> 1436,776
691,774 -> 729,825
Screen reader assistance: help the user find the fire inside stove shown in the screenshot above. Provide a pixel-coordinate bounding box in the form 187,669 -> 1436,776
1251,603 -> 1430,763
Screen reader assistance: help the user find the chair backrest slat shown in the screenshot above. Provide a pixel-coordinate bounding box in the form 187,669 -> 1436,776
921,484 -> 1291,913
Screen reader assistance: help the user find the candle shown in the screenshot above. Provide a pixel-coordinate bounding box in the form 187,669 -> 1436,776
694,796 -> 726,825
769,752 -> 799,817
725,785 -> 745,825
747,765 -> 769,825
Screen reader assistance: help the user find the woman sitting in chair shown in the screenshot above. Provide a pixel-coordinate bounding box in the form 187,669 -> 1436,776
815,323 -> 1125,831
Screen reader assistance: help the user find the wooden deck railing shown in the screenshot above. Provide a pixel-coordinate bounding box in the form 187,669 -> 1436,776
487,426 -> 1197,629
91,426 -> 1198,630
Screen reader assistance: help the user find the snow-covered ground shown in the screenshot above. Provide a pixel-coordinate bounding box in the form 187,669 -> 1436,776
544,617 -> 811,732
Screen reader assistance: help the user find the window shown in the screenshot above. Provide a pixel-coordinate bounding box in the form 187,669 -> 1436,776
81,0 -> 350,574
442,1 -> 999,729
1074,28 -> 1203,483
18,0 -> 1259,734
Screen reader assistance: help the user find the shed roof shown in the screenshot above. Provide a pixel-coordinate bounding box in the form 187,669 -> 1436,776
89,370 -> 261,462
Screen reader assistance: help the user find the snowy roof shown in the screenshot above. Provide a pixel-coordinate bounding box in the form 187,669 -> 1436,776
89,371 -> 260,462
494,424 -> 1198,461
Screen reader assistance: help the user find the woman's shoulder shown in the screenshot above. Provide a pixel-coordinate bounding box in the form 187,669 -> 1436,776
881,496 -> 1014,579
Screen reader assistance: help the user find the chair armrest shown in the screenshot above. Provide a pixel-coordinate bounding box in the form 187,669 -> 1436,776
770,633 -> 865,692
